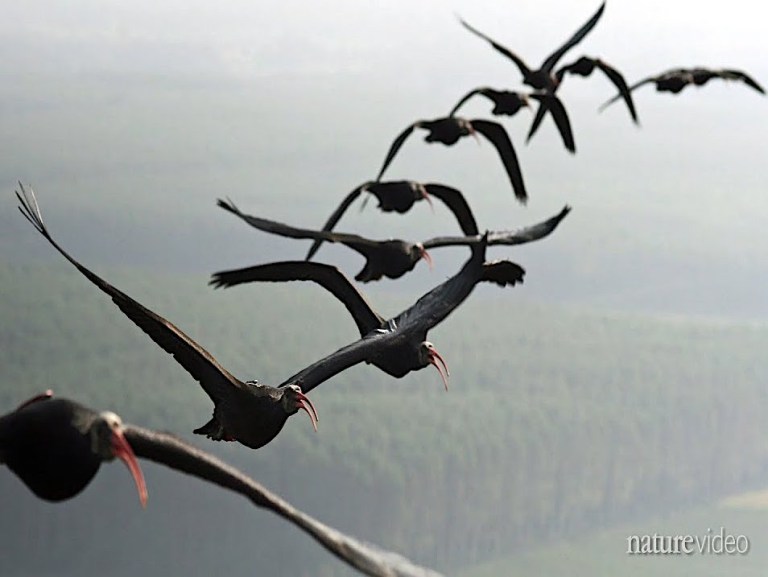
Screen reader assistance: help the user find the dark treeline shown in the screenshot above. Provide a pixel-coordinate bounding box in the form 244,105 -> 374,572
3,261 -> 768,575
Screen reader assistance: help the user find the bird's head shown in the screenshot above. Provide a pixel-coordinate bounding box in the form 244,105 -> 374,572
89,411 -> 148,508
281,385 -> 319,432
412,243 -> 433,271
413,182 -> 434,212
419,341 -> 450,391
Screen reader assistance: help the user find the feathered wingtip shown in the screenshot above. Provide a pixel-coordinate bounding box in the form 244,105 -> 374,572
482,260 -> 525,287
15,182 -> 48,236
216,197 -> 241,216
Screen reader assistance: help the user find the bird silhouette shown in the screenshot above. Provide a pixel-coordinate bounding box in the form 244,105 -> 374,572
376,116 -> 528,203
305,180 -> 478,261
16,184 -> 318,450
217,198 -> 570,282
0,392 -> 147,506
458,2 -> 605,91
600,66 -> 765,110
211,237 -> 525,391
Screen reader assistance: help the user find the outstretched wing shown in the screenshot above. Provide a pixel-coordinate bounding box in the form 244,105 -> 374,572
540,2 -> 606,72
423,183 -> 479,235
594,60 -> 638,122
599,74 -> 658,111
16,185 -> 244,404
123,424 -> 445,577
719,69 -> 766,94
526,93 -> 576,153
305,183 -> 366,261
217,197 -> 381,256
469,120 -> 528,203
424,205 -> 571,249
376,123 -> 417,181
458,18 -> 532,79
448,87 -> 487,117
210,261 -> 384,337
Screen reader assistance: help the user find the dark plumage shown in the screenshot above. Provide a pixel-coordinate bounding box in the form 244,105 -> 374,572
449,89 -> 576,153
217,198 -> 570,282
600,67 -> 765,110
376,116 -> 528,203
16,185 -> 318,450
305,180 -> 479,261
211,237 -> 524,391
459,2 -> 605,92
0,393 -> 147,506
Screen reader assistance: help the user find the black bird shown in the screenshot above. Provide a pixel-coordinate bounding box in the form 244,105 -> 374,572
448,89 -> 576,153
211,237 -> 525,391
524,55 -> 638,144
0,392 -> 147,506
600,67 -> 765,110
458,2 -> 605,91
375,116 -> 528,203
218,198 -> 570,282
16,185 -> 318,450
305,180 -> 479,261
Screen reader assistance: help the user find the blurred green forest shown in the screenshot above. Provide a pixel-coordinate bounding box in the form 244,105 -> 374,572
2,258 -> 768,576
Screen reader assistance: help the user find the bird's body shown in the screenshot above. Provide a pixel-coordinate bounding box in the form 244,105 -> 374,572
217,199 -> 570,283
376,116 -> 527,202
16,185 -> 317,450
305,180 -> 478,261
0,394 -> 146,505
212,237 -> 528,392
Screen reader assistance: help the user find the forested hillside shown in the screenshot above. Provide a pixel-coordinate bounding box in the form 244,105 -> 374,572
2,259 -> 768,576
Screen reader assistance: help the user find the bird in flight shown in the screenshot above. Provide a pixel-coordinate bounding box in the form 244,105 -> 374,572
600,66 -> 765,110
375,116 -> 528,203
0,391 -> 147,507
305,180 -> 479,261
217,197 -> 570,282
16,184 -> 318,450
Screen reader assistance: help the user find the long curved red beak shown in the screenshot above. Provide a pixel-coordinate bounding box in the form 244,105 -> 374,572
419,247 -> 434,271
417,184 -> 434,213
467,122 -> 481,145
296,392 -> 319,432
428,348 -> 450,391
111,429 -> 148,508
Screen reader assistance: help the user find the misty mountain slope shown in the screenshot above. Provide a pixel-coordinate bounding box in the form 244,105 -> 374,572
2,261 -> 768,575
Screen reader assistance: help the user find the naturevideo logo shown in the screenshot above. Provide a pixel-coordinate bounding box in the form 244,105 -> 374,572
626,527 -> 749,555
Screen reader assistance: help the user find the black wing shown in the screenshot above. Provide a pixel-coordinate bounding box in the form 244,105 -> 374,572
719,69 -> 765,93
599,74 -> 659,111
210,261 -> 384,337
423,205 -> 571,249
393,236 -> 487,335
469,120 -> 528,203
423,183 -> 479,235
449,88 -> 488,117
526,94 -> 576,153
16,185 -> 243,404
540,2 -> 606,72
217,197 -> 382,256
376,123 -> 417,181
305,183 -> 366,261
593,59 -> 638,122
123,424 -> 445,577
458,18 -> 532,79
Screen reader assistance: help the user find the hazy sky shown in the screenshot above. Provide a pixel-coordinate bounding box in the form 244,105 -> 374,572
1,0 -> 766,318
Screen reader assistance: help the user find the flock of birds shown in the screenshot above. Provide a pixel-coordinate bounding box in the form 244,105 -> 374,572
1,3 -> 764,577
